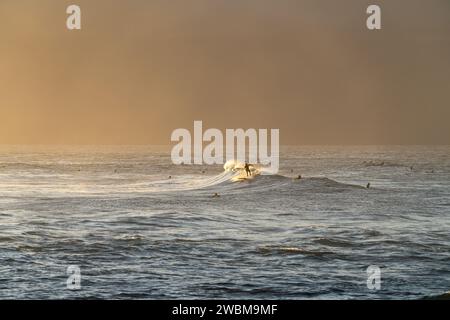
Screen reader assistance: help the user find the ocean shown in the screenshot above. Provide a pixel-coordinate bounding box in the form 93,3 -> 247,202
0,145 -> 449,299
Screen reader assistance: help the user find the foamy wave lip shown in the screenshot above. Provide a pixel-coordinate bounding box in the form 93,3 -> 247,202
223,159 -> 245,172
258,246 -> 334,256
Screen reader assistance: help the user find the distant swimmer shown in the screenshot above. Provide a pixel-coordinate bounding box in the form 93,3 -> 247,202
295,174 -> 302,180
212,193 -> 220,198
168,175 -> 172,179
244,162 -> 252,176
366,182 -> 371,189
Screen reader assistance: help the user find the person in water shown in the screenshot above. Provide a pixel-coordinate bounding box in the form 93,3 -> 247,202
244,162 -> 252,176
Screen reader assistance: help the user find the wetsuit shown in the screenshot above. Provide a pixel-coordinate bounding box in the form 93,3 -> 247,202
244,163 -> 251,176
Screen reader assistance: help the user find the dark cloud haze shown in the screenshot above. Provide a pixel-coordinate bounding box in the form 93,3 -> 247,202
0,0 -> 449,144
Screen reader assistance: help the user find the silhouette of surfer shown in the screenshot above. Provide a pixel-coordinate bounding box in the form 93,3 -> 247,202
366,182 -> 371,189
244,162 -> 252,176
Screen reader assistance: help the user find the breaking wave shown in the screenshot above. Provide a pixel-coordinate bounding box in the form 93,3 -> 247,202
148,160 -> 367,194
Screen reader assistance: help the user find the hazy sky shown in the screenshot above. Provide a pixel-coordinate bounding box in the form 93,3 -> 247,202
1,0 -> 449,144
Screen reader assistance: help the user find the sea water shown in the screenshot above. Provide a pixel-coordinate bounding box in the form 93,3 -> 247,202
0,145 -> 449,299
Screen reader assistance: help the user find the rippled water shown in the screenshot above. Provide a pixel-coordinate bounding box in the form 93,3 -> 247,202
0,145 -> 449,299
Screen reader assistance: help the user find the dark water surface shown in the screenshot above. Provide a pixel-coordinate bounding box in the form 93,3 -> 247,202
0,145 -> 449,299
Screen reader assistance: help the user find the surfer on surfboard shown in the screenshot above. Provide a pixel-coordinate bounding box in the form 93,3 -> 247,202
244,162 -> 252,177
